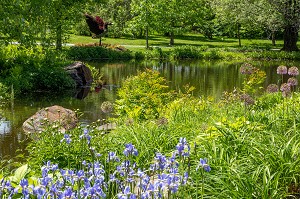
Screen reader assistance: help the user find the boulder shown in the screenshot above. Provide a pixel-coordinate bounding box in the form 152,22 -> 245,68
65,62 -> 93,87
22,105 -> 78,133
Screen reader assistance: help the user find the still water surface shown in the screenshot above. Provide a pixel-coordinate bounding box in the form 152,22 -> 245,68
0,60 -> 298,159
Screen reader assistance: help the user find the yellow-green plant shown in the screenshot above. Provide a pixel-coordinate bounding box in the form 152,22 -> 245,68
115,69 -> 174,120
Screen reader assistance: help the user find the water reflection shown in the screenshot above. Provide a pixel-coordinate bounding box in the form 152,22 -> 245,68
74,87 -> 91,100
0,120 -> 11,134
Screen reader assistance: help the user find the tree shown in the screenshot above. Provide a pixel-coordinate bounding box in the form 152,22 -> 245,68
267,0 -> 300,51
100,0 -> 133,38
186,0 -> 217,39
0,0 -> 39,47
36,0 -> 86,50
212,0 -> 254,47
155,0 -> 197,46
127,0 -> 157,48
0,0 -> 91,50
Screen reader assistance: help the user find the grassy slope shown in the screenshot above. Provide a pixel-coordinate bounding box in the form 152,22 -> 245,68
69,33 -> 284,52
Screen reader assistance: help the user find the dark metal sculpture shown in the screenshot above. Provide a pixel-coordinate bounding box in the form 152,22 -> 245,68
84,13 -> 111,45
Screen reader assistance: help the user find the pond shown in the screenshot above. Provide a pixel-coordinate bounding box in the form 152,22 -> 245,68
0,60 -> 298,159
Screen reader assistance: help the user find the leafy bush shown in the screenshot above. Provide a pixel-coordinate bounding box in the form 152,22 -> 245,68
247,50 -> 300,60
170,45 -> 206,59
0,46 -> 75,94
66,46 -> 134,61
143,47 -> 168,60
0,83 -> 11,107
115,69 -> 175,120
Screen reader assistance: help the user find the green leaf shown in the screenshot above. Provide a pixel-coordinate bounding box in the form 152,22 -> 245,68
10,164 -> 29,184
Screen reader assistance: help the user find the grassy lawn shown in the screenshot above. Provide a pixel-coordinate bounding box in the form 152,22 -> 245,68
69,33 -> 284,51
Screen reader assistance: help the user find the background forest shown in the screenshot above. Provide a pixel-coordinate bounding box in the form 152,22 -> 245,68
0,0 -> 299,51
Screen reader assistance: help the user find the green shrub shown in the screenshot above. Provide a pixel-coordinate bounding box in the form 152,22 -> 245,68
170,45 -> 205,59
143,47 -> 168,60
115,69 -> 175,120
203,49 -> 222,60
66,46 -> 134,61
0,83 -> 11,107
0,46 -> 75,94
247,51 -> 300,60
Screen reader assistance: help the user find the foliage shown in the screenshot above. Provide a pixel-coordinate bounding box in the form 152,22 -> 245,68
240,63 -> 267,95
20,65 -> 300,197
143,47 -> 168,60
114,69 -> 174,120
170,45 -> 207,59
0,46 -> 75,94
27,125 -> 97,171
66,45 -> 133,61
0,83 -> 11,107
247,50 -> 300,61
3,138 -> 196,198
0,0 -> 86,50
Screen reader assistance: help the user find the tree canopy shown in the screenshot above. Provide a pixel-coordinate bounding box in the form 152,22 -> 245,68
0,0 -> 299,51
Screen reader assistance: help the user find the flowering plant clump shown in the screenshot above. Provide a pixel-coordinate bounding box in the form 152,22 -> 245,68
280,83 -> 291,98
240,63 -> 255,75
266,84 -> 279,93
287,77 -> 298,87
277,65 -> 288,75
240,63 -> 266,96
0,137 -> 201,199
196,158 -> 211,172
240,93 -> 255,106
288,66 -> 299,76
101,101 -> 114,114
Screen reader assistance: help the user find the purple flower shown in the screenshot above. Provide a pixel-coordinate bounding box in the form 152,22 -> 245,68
175,137 -> 190,157
118,186 -> 136,199
123,143 -> 138,157
77,170 -> 85,180
240,63 -> 255,75
277,65 -> 288,75
266,84 -> 279,93
196,158 -> 211,172
280,83 -> 292,98
20,179 -> 28,188
59,187 -> 74,198
33,186 -> 46,199
287,77 -> 298,86
40,176 -> 51,187
107,151 -> 120,162
280,83 -> 291,92
288,66 -> 299,76
80,129 -> 92,145
240,93 -> 255,106
153,153 -> 167,170
60,134 -> 71,144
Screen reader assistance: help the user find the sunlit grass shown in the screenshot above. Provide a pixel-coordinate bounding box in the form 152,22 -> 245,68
69,33 -> 284,52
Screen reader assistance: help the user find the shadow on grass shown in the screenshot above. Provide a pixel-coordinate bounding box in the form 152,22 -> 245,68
175,34 -> 237,43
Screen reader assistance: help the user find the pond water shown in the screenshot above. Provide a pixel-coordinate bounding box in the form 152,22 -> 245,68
0,60 -> 299,159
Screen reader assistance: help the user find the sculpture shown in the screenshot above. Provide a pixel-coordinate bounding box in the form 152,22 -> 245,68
84,13 -> 111,45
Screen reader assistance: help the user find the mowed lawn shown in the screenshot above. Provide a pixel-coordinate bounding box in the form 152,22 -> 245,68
69,33 -> 284,51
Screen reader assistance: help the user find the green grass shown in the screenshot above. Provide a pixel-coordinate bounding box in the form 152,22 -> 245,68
69,33 -> 284,52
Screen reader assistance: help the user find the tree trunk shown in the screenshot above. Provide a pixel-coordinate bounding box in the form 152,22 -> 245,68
169,31 -> 174,46
237,23 -> 241,47
271,31 -> 276,46
281,25 -> 299,52
56,23 -> 62,50
146,25 -> 149,49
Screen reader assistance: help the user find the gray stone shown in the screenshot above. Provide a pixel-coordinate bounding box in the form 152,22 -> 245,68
22,105 -> 78,134
65,62 -> 93,87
